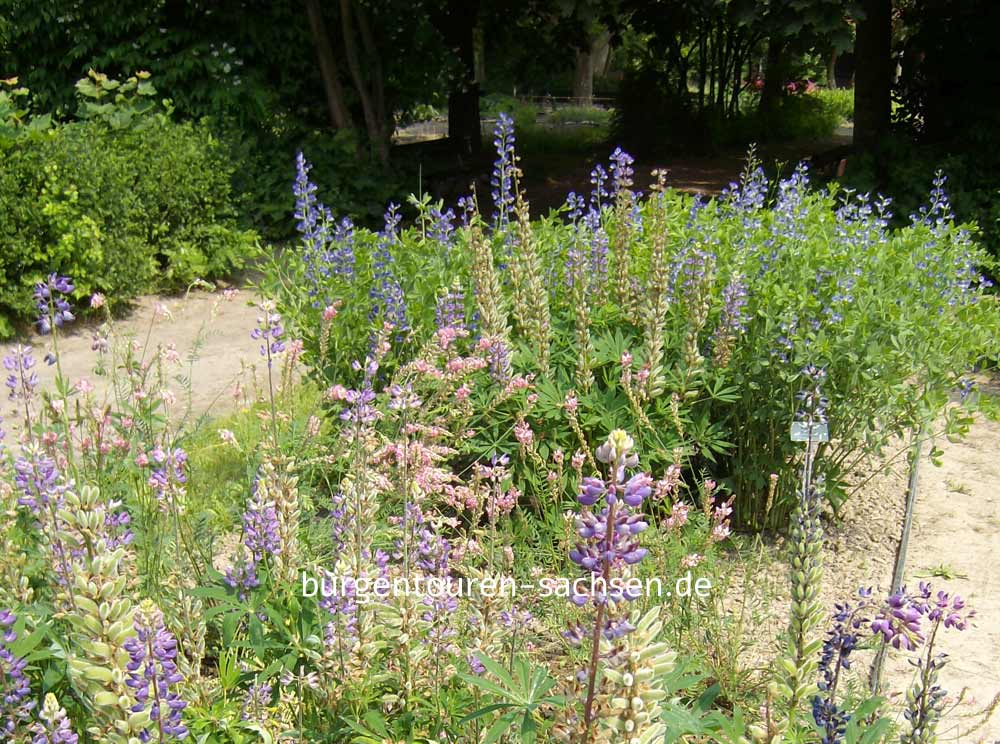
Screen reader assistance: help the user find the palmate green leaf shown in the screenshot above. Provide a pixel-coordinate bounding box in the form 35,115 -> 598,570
474,652 -> 520,697
457,672 -> 515,702
482,713 -> 517,744
458,702 -> 514,725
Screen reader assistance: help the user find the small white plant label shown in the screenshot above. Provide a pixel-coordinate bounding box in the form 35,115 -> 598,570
790,422 -> 829,442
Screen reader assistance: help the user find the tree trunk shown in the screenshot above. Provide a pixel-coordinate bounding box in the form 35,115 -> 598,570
759,36 -> 787,121
429,2 -> 482,158
573,47 -> 594,103
354,2 -> 388,134
593,31 -> 611,79
827,50 -> 839,89
339,0 -> 389,164
303,0 -> 353,131
854,0 -> 892,149
474,24 -> 486,85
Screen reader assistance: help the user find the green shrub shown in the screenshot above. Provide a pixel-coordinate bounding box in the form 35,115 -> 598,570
0,77 -> 258,336
812,87 -> 854,123
546,105 -> 614,126
267,142 -> 1000,532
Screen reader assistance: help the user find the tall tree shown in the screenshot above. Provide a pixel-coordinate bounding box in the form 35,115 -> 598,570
304,0 -> 353,131
853,0 -> 891,149
429,0 -> 482,158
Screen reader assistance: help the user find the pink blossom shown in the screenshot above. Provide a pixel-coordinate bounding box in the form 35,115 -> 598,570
326,384 -> 349,401
711,523 -> 731,542
455,384 -> 471,401
75,378 -> 94,394
513,420 -> 533,446
664,501 -> 690,530
322,302 -> 341,321
571,451 -> 586,470
564,393 -> 578,414
90,292 -> 106,309
218,429 -> 238,447
681,553 -> 703,568
136,453 -> 149,467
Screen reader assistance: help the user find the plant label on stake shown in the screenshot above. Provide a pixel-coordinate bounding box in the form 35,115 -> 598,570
790,422 -> 829,443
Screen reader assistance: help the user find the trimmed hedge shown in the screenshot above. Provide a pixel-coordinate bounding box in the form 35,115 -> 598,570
0,116 -> 257,336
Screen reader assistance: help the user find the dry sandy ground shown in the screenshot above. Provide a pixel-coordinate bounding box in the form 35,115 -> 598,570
17,289 -> 261,431
891,405 -> 1000,741
734,400 -> 1000,742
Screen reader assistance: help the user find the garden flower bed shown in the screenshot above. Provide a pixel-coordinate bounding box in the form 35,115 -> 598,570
1,115 -> 998,743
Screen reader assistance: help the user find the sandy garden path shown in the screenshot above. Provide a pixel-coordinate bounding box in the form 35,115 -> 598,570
8,289 -> 261,436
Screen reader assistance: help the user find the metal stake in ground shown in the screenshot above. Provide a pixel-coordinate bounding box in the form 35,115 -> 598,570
868,424 -> 924,693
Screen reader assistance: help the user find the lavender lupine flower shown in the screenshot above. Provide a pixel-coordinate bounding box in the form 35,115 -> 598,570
434,283 -> 466,331
294,154 -> 331,300
243,476 -> 281,563
34,275 -> 75,335
101,497 -> 134,551
565,192 -> 586,224
608,147 -> 635,199
467,653 -> 487,675
457,195 -> 475,226
771,162 -> 810,244
223,559 -> 260,602
320,575 -> 359,647
250,306 -> 286,366
811,588 -> 876,744
957,377 -> 976,403
30,693 -> 79,743
582,208 -> 609,291
911,171 -> 952,228
608,147 -> 642,235
490,113 -> 517,232
293,154 -> 356,303
569,430 -> 650,608
711,273 -> 749,366
796,365 -> 829,425
1,609 -> 35,737
429,205 -> 457,249
4,345 -> 38,404
240,681 -> 272,724
327,214 -> 356,280
147,447 -> 188,504
484,335 -> 511,382
124,603 -> 188,741
835,191 -> 892,252
416,523 -> 450,577
589,164 -> 609,212
337,357 -> 381,426
369,204 -> 408,332
13,447 -> 67,513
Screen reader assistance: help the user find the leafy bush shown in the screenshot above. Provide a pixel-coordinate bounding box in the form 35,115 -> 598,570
545,105 -> 614,126
812,87 -> 854,123
267,131 -> 1000,531
843,135 -> 1000,264
0,74 -> 257,336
